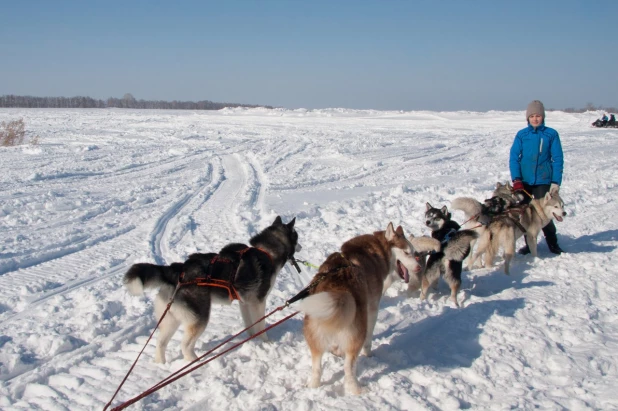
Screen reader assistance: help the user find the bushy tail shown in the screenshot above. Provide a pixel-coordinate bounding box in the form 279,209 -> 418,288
450,197 -> 483,219
444,230 -> 479,261
123,262 -> 184,295
409,235 -> 441,254
296,291 -> 356,329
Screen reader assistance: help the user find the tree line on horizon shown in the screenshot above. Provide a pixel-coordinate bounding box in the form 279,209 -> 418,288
0,94 -> 614,113
0,93 -> 273,110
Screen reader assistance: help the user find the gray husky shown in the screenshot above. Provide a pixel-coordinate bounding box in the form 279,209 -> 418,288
468,185 -> 566,274
123,216 -> 300,363
422,203 -> 478,306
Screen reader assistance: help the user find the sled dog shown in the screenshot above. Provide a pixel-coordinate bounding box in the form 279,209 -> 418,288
451,182 -> 525,268
423,203 -> 478,306
123,216 -> 300,364
469,185 -> 566,274
296,223 -> 422,394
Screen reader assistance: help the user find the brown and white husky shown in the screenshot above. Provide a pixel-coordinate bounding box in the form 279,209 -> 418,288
295,223 -> 423,394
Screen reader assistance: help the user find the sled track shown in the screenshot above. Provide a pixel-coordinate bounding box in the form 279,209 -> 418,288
0,152 -> 274,397
0,157 -> 220,325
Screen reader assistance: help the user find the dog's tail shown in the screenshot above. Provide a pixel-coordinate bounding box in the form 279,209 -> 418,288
450,197 -> 483,219
409,235 -> 441,254
296,291 -> 356,329
123,262 -> 184,295
444,230 -> 479,262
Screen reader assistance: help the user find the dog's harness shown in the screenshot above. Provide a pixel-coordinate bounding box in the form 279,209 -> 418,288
178,247 -> 273,301
501,205 -> 528,234
440,228 -> 458,245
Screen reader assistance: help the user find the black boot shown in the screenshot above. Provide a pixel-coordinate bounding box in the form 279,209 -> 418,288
543,222 -> 564,254
547,243 -> 564,255
518,236 -> 530,255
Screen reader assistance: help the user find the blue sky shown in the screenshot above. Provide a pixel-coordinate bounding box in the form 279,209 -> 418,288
1,0 -> 616,111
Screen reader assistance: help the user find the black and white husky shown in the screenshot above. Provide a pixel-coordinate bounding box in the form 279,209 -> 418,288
123,216 -> 300,363
422,203 -> 478,306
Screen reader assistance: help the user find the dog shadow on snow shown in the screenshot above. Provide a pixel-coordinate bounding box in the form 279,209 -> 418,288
366,297 -> 526,379
556,229 -> 618,254
463,264 -> 554,298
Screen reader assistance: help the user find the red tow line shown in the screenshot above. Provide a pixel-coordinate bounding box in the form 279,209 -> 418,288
104,299 -> 298,411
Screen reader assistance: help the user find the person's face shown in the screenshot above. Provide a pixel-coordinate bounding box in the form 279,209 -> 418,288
528,114 -> 543,127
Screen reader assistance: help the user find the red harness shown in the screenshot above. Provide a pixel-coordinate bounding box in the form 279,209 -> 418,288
178,247 -> 272,301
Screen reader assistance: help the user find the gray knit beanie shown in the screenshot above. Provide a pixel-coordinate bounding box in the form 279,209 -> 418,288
526,100 -> 545,120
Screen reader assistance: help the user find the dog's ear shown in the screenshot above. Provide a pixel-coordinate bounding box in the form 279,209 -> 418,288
395,225 -> 404,237
273,216 -> 283,225
506,181 -> 512,189
425,202 -> 432,211
441,205 -> 448,215
544,192 -> 552,201
385,222 -> 396,241
287,217 -> 296,229
496,182 -> 503,189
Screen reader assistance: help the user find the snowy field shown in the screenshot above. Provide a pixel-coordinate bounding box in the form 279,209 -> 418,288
0,107 -> 617,410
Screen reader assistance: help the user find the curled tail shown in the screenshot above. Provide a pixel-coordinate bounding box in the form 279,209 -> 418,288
296,291 -> 356,329
450,197 -> 483,219
123,262 -> 184,295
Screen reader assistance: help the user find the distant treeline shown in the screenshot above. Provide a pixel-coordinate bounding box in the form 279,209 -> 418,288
0,94 -> 273,110
551,103 -> 617,114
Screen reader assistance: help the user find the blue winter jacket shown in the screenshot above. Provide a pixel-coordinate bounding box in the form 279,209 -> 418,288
509,123 -> 564,186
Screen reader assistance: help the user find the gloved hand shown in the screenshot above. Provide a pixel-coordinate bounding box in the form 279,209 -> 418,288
550,183 -> 560,193
512,180 -> 524,191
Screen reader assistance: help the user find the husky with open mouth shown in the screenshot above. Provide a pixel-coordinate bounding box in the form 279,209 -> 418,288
295,223 -> 422,394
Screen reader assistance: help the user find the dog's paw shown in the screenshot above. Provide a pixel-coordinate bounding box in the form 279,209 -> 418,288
154,354 -> 166,364
344,381 -> 363,395
183,352 -> 198,362
362,346 -> 373,357
307,378 -> 321,389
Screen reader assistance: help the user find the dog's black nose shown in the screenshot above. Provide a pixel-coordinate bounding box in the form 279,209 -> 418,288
425,221 -> 431,226
562,211 -> 567,216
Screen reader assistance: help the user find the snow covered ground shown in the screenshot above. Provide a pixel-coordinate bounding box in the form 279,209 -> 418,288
0,107 -> 616,410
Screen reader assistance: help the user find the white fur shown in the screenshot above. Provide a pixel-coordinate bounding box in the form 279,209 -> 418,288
124,278 -> 144,296
297,292 -> 340,319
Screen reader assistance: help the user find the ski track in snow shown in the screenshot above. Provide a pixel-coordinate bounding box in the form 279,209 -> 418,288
0,108 -> 617,410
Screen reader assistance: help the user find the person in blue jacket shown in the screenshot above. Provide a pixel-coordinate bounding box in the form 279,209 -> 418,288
509,100 -> 564,254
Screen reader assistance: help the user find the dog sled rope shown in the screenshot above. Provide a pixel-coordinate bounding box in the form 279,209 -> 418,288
293,258 -> 320,270
106,306 -> 300,411
106,256 -> 306,411
104,283 -> 183,411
